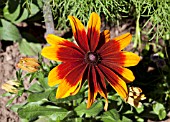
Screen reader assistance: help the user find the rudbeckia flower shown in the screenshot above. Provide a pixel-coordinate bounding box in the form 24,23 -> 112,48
41,12 -> 140,110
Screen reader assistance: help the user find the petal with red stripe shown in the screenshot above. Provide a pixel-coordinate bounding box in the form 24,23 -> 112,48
87,12 -> 101,51
68,16 -> 89,52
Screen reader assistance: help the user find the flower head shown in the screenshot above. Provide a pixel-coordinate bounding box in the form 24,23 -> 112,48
17,57 -> 40,73
126,87 -> 146,108
41,12 -> 140,110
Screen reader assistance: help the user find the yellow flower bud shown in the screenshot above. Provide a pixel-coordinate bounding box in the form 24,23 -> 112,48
1,80 -> 20,93
17,57 -> 40,73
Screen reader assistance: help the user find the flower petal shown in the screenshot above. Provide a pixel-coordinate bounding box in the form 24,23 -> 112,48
48,61 -> 83,87
112,33 -> 132,50
87,65 -> 108,110
95,66 -> 108,111
87,66 -> 98,109
101,51 -> 140,67
56,63 -> 87,98
41,37 -> 84,62
98,64 -> 128,99
97,33 -> 132,54
68,16 -> 89,52
96,30 -> 110,50
87,12 -> 101,51
101,61 -> 135,82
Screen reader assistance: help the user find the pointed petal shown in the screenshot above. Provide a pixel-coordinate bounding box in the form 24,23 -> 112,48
101,51 -> 140,67
41,38 -> 84,62
97,33 -> 132,54
96,30 -> 110,50
98,64 -> 128,99
87,12 -> 101,51
87,66 -> 98,109
101,61 -> 135,82
112,33 -> 132,50
56,63 -> 87,98
48,61 -> 83,87
95,66 -> 108,111
68,16 -> 89,52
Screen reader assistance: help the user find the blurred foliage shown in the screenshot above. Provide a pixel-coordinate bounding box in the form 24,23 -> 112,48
0,0 -> 43,55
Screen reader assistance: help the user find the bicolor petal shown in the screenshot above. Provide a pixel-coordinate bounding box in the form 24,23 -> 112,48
87,12 -> 101,51
87,66 -> 98,109
97,33 -> 132,54
96,30 -> 110,50
98,64 -> 128,99
101,51 -> 140,67
41,39 -> 84,62
48,61 -> 84,87
101,61 -> 135,82
112,33 -> 132,50
56,63 -> 87,98
68,16 -> 89,52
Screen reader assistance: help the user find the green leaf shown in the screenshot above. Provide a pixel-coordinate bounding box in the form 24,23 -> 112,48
49,88 -> 83,103
18,104 -> 68,121
28,82 -> 44,92
153,102 -> 166,120
75,101 -> 103,117
3,4 -> 20,22
0,19 -> 22,41
29,3 -> 40,17
10,104 -> 25,112
18,38 -> 41,56
153,102 -> 165,115
27,89 -> 52,102
35,116 -> 55,122
101,109 -> 120,122
158,109 -> 166,120
1,92 -> 12,97
6,96 -> 17,107
121,116 -> 132,122
135,105 -> 144,114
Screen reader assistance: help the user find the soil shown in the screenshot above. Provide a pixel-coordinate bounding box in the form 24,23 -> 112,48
0,42 -> 22,122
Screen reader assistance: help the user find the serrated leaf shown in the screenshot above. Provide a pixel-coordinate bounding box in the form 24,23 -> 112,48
75,101 -> 103,117
18,104 -> 68,121
101,109 -> 120,122
0,19 -> 21,41
18,38 -> 41,56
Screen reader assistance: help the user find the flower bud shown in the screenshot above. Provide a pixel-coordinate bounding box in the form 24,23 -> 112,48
126,87 -> 146,108
17,57 -> 40,73
1,80 -> 20,93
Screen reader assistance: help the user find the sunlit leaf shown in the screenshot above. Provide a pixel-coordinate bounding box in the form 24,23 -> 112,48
28,82 -> 44,92
101,109 -> 120,122
18,38 -> 41,56
75,101 -> 103,117
18,104 -> 68,121
27,89 -> 52,102
0,19 -> 22,41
